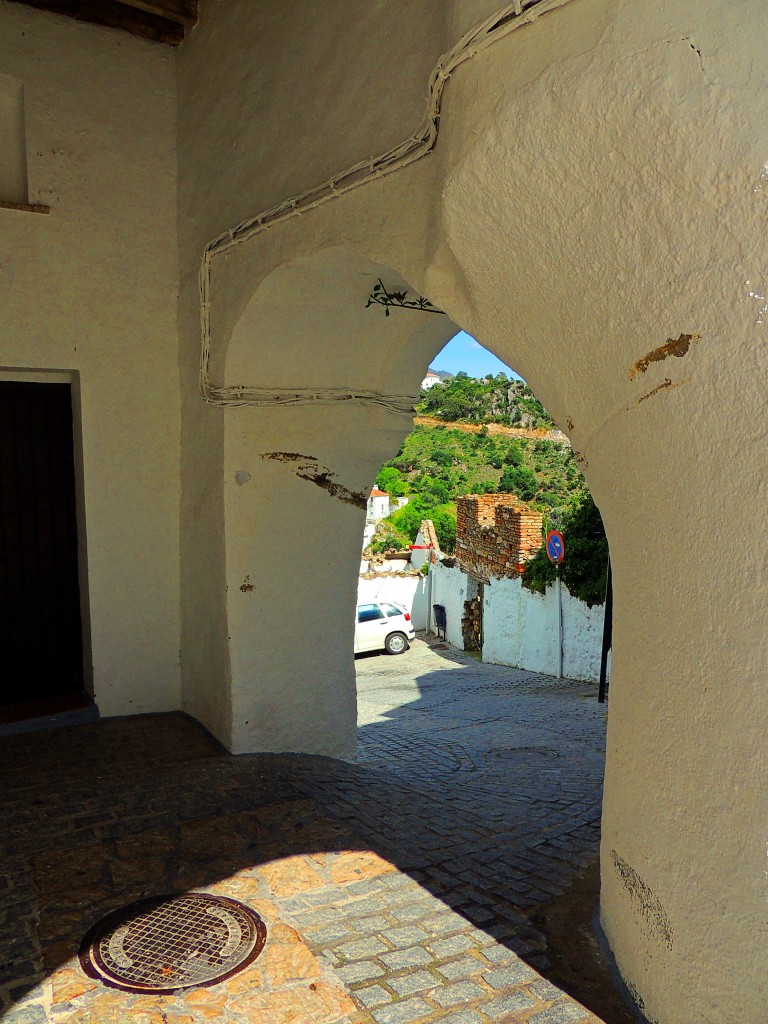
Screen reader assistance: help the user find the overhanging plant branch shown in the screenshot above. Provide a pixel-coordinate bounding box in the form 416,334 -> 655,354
366,279 -> 446,317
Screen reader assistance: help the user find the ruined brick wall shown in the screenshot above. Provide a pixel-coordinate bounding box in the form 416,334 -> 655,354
456,495 -> 543,581
418,518 -> 441,554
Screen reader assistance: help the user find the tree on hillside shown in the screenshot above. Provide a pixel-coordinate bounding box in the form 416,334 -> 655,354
375,466 -> 407,496
389,498 -> 456,552
424,478 -> 451,505
499,465 -> 538,502
503,441 -> 524,467
430,449 -> 452,467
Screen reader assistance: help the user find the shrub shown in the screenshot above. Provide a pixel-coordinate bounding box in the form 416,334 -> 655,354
388,498 -> 457,554
521,492 -> 609,606
503,441 -> 524,467
499,465 -> 538,501
367,520 -> 410,554
375,466 -> 407,496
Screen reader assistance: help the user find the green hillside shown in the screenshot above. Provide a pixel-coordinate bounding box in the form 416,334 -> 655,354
376,425 -> 584,510
368,375 -> 608,604
415,373 -> 553,428
370,423 -> 588,557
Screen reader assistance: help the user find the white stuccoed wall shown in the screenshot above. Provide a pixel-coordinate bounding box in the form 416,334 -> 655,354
217,253 -> 455,758
482,576 -> 606,683
0,5 -> 181,716
430,562 -> 472,650
176,0 -> 455,749
429,561 -> 607,682
2,3 -> 764,1016
357,575 -> 428,630
174,2 -> 767,1020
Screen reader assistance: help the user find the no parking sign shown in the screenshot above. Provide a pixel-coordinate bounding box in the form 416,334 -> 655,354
546,529 -> 565,564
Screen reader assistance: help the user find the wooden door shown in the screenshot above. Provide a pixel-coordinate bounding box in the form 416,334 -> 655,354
0,382 -> 84,706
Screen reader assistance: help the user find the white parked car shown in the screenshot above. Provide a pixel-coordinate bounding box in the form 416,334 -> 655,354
354,601 -> 415,655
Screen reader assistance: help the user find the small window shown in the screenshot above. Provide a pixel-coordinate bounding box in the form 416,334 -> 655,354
381,603 -> 404,618
0,75 -> 27,205
357,604 -> 383,623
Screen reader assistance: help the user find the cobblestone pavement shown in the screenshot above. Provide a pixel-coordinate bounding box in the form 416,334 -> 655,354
0,636 -> 607,1023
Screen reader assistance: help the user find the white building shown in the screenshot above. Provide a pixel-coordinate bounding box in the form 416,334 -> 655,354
0,3 -> 764,1018
363,488 -> 409,549
366,488 -> 391,523
420,371 -> 441,389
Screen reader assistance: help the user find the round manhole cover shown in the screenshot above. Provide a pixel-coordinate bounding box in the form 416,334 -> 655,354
490,746 -> 560,761
79,893 -> 267,994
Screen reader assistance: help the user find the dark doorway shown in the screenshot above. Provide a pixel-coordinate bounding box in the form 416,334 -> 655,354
0,382 -> 86,716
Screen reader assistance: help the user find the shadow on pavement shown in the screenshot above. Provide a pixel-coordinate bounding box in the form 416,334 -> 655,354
0,637 -> 629,1023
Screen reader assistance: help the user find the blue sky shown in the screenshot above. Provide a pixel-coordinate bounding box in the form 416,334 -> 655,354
431,330 -> 521,379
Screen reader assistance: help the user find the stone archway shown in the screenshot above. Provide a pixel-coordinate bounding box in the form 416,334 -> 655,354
177,3 -> 768,1021
422,7 -> 768,1021
220,246 -> 459,758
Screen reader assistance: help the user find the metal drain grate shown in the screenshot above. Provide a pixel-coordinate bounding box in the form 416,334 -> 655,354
79,893 -> 267,994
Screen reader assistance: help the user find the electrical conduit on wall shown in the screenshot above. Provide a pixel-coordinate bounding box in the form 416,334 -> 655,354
198,0 -> 576,412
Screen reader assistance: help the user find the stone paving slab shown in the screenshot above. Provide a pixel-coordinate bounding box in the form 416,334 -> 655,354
0,636 -> 608,1023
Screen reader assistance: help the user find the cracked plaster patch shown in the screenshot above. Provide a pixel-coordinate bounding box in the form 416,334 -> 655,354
262,453 -> 367,509
629,334 -> 700,380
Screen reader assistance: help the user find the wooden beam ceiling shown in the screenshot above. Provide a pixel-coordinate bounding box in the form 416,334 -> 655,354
7,0 -> 199,45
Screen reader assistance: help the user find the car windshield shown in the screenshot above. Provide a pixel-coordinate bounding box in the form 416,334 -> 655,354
381,603 -> 404,618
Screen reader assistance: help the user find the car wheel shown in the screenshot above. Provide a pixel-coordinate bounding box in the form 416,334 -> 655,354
385,632 -> 408,655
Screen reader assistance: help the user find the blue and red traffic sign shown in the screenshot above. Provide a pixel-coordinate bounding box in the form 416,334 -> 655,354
546,529 -> 565,564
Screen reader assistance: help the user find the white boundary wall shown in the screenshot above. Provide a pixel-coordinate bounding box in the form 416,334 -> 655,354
358,575 -> 428,630
430,562 -> 472,651
482,575 -> 606,682
430,559 -> 607,682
